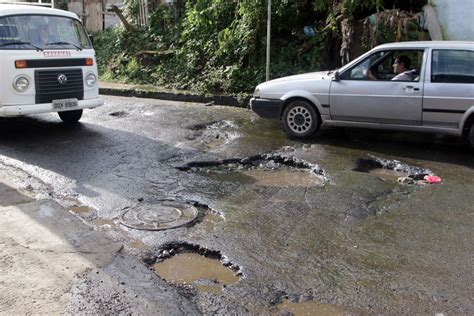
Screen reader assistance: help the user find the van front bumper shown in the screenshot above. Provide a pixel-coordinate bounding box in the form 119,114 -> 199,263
0,97 -> 104,117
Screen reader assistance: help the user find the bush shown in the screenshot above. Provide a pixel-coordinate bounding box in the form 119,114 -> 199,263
95,0 -> 423,94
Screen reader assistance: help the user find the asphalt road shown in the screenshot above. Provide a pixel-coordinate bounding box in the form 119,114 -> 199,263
0,95 -> 473,315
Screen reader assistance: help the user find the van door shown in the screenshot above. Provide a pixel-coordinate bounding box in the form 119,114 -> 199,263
329,49 -> 425,125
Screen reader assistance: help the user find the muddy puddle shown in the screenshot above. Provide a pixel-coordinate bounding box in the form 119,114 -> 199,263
368,168 -> 409,182
69,205 -> 94,214
203,166 -> 324,187
199,212 -> 224,233
354,155 -> 435,185
90,218 -> 115,226
153,253 -> 239,294
275,299 -> 344,316
178,153 -> 327,188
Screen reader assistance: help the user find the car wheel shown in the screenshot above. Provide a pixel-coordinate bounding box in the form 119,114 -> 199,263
282,100 -> 320,138
469,124 -> 474,149
58,109 -> 82,123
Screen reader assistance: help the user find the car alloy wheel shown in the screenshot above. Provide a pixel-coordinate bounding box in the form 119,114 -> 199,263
282,100 -> 320,138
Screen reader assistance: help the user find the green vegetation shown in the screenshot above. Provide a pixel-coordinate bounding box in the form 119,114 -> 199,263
95,0 -> 422,95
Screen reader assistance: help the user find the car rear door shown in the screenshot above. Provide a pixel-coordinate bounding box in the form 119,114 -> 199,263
422,48 -> 474,129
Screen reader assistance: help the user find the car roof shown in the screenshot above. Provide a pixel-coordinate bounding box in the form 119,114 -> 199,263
376,41 -> 474,50
0,3 -> 78,19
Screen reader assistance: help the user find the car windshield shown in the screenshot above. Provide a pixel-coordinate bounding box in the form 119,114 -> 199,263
0,14 -> 91,50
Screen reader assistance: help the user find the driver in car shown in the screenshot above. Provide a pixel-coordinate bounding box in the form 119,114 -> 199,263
368,55 -> 416,81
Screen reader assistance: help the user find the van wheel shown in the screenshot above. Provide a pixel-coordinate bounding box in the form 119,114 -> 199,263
282,100 -> 320,138
58,110 -> 82,123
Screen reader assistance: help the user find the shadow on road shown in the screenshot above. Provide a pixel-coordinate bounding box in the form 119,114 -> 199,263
302,126 -> 474,169
0,115 -> 199,205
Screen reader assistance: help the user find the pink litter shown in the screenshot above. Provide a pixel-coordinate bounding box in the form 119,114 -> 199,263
424,175 -> 442,184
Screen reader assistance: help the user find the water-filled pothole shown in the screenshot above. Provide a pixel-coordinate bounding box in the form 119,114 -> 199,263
176,153 -> 328,187
199,212 -> 224,233
146,242 -> 242,295
354,155 -> 435,185
154,253 -> 239,294
205,166 -> 324,187
120,199 -> 199,231
275,299 -> 343,316
368,168 -> 409,182
186,120 -> 239,149
69,205 -> 94,214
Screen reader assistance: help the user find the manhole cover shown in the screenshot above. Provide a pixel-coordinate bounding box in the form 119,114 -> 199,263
120,200 -> 199,231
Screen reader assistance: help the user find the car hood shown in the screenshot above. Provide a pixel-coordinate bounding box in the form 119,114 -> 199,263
265,71 -> 331,84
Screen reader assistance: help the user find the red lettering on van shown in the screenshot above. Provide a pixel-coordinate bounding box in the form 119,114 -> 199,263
43,51 -> 72,57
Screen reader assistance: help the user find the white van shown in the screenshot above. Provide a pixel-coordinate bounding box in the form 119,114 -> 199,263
0,4 -> 103,123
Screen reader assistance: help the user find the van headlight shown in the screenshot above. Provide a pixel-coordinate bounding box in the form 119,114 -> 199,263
85,73 -> 97,87
253,87 -> 260,98
13,76 -> 29,92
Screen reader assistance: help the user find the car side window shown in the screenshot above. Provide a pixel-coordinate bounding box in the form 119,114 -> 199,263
341,49 -> 424,82
341,51 -> 388,80
431,50 -> 474,84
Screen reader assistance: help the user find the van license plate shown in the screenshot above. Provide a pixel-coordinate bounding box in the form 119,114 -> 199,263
52,99 -> 78,110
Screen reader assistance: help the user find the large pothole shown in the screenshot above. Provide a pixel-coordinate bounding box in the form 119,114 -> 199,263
176,153 -> 328,187
145,242 -> 242,295
354,155 -> 436,185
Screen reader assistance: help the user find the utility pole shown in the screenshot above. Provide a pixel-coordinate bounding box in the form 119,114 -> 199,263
266,0 -> 271,82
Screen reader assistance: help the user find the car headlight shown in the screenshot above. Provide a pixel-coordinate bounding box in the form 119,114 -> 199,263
253,87 -> 260,98
85,73 -> 97,87
13,76 -> 29,92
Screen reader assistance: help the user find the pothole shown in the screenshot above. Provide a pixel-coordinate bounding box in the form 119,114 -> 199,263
145,242 -> 242,295
69,205 -> 94,214
120,199 -> 199,231
109,110 -> 128,118
354,155 -> 436,185
185,120 -> 239,149
176,153 -> 328,187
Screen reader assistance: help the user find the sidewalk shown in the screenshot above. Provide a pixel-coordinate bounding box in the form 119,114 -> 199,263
100,81 -> 250,108
0,172 -> 198,314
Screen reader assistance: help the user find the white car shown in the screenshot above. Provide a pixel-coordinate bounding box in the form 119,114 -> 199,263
250,41 -> 474,147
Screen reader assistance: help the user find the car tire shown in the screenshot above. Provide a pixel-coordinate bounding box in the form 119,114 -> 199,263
282,100 -> 320,138
58,109 -> 82,123
469,124 -> 474,149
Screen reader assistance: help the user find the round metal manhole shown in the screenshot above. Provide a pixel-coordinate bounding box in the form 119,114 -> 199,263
120,200 -> 199,231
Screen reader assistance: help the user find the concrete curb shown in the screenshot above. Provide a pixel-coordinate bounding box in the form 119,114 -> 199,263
99,84 -> 251,108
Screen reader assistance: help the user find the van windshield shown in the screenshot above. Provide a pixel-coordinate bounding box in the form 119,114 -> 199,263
0,15 -> 91,50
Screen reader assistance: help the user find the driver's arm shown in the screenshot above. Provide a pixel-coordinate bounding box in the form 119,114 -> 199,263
367,69 -> 378,80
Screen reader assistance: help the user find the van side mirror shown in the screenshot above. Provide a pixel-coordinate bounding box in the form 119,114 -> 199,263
333,71 -> 340,81
88,34 -> 94,45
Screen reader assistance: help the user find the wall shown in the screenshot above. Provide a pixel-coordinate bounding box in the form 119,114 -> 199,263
430,0 -> 474,40
68,0 -> 102,32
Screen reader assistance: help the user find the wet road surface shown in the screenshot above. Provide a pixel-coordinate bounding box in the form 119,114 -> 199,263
0,95 -> 473,314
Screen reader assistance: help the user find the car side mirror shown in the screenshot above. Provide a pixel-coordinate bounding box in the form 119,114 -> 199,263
88,34 -> 94,45
333,71 -> 340,81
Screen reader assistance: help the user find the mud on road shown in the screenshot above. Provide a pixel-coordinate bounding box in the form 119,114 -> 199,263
0,95 -> 473,315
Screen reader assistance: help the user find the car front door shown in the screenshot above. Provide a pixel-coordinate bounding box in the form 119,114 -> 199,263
329,49 -> 426,125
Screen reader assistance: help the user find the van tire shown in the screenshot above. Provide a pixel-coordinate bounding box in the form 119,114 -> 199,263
59,110 -> 82,123
282,100 -> 320,138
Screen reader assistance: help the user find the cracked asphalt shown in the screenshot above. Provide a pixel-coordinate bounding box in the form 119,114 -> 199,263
0,95 -> 473,315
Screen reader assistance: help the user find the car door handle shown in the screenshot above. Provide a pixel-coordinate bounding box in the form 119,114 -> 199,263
404,86 -> 420,93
